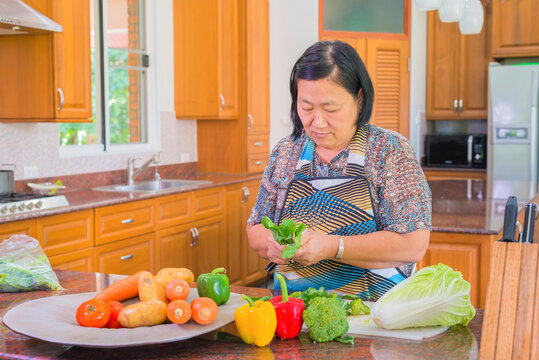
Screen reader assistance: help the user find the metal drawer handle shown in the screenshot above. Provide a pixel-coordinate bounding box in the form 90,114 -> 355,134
459,99 -> 463,112
453,99 -> 458,112
254,141 -> 262,147
219,94 -> 225,111
194,227 -> 200,246
241,186 -> 250,203
255,161 -> 263,165
248,114 -> 254,129
57,88 -> 65,111
121,218 -> 134,224
120,254 -> 134,261
190,228 -> 197,247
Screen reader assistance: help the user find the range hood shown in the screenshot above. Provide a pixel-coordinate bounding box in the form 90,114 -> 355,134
0,0 -> 62,35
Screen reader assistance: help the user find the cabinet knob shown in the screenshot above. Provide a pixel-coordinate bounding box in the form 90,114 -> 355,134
57,88 -> 65,111
120,254 -> 134,261
219,94 -> 225,111
453,99 -> 458,112
121,218 -> 134,224
248,114 -> 254,130
241,186 -> 250,203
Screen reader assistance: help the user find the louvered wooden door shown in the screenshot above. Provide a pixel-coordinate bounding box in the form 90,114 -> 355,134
366,39 -> 410,138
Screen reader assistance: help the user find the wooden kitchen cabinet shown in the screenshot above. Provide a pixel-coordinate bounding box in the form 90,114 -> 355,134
49,247 -> 95,272
95,232 -> 156,275
225,180 -> 266,286
418,231 -> 496,308
191,0 -> 270,174
0,219 -> 36,241
426,6 -> 489,120
423,169 -> 487,181
491,0 -> 539,57
173,0 -> 239,119
0,0 -> 91,122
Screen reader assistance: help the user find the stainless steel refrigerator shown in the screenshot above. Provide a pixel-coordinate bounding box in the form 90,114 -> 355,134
488,62 -> 539,181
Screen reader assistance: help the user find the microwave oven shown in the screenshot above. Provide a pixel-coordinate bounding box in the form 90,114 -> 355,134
425,134 -> 487,168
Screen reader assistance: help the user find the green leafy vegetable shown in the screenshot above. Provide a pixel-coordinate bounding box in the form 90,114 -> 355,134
302,296 -> 350,343
334,335 -> 355,344
262,216 -> 306,259
370,263 -> 476,330
0,255 -> 62,292
348,298 -> 370,316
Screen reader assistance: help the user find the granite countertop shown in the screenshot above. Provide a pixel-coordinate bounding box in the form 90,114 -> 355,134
0,172 -> 261,225
430,178 -> 539,235
0,269 -> 483,360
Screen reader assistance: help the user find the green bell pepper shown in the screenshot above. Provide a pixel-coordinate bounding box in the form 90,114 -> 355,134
196,267 -> 230,305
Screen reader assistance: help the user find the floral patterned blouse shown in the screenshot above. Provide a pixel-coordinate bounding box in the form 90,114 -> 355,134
247,124 -> 432,235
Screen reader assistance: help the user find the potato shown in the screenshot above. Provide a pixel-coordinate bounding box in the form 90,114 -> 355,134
118,300 -> 168,328
138,271 -> 167,303
156,268 -> 194,284
155,274 -> 174,289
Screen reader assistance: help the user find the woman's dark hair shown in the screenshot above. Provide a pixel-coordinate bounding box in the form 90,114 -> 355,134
289,40 -> 374,139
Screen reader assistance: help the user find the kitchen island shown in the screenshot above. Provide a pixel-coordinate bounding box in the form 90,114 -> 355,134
0,269 -> 482,360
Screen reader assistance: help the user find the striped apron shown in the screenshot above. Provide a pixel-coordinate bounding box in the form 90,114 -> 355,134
274,126 -> 409,301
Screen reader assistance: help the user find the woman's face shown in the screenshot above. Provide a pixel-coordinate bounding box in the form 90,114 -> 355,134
297,77 -> 360,152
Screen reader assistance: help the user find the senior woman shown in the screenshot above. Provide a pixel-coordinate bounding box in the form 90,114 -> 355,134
246,40 -> 431,300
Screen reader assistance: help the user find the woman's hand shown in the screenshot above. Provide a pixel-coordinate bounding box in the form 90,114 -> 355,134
292,231 -> 337,266
266,235 -> 288,265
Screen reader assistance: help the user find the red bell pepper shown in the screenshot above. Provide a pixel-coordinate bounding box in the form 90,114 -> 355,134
269,273 -> 305,340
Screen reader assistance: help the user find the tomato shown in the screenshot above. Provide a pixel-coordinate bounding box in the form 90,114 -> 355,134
191,297 -> 218,325
106,300 -> 125,329
76,299 -> 111,328
165,279 -> 190,301
167,299 -> 191,324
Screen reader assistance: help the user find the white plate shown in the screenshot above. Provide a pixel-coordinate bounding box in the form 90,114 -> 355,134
2,290 -> 242,348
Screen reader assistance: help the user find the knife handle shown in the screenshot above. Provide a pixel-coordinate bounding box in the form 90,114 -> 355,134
501,196 -> 518,242
521,203 -> 537,243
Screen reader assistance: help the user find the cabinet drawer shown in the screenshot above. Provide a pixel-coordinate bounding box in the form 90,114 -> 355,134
156,192 -> 192,229
0,219 -> 36,241
37,209 -> 94,256
247,134 -> 269,154
95,200 -> 155,245
247,153 -> 269,173
193,187 -> 224,219
95,232 -> 155,275
49,247 -> 95,272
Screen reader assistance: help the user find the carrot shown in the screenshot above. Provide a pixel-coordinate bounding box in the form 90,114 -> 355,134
165,279 -> 190,301
93,271 -> 144,303
191,297 -> 218,325
167,300 -> 191,324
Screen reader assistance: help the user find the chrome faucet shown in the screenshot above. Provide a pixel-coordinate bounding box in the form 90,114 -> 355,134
127,153 -> 161,186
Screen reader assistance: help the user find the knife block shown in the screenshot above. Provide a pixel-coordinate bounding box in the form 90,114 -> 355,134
479,241 -> 539,359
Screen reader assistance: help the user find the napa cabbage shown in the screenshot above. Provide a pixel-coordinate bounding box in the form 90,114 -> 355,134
370,263 -> 476,330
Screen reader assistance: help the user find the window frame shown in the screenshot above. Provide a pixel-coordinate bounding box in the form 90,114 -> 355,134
59,0 -> 160,158
318,0 -> 411,41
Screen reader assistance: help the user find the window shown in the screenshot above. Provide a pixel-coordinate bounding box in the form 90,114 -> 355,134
59,0 -> 149,149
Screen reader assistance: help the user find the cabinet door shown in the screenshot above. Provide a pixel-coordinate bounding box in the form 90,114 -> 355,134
192,216 -> 225,278
366,38 -> 410,137
459,10 -> 488,119
426,12 -> 460,120
246,0 -> 269,134
0,219 -> 37,241
218,0 -> 240,118
174,0 -> 219,118
156,224 -> 193,271
492,0 -> 539,57
225,185 -> 245,285
52,0 -> 92,120
49,247 -> 95,272
95,232 -> 155,275
243,181 -> 266,285
37,209 -> 94,257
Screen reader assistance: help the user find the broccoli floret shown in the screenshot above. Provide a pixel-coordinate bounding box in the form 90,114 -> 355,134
348,298 -> 370,316
302,296 -> 349,342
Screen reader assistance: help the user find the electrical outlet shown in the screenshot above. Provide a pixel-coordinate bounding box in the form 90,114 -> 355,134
24,166 -> 38,179
180,153 -> 190,163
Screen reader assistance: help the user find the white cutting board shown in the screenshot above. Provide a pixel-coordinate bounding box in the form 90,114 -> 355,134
347,314 -> 448,341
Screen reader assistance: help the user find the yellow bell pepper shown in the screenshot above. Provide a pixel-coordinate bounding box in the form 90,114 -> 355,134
234,294 -> 277,347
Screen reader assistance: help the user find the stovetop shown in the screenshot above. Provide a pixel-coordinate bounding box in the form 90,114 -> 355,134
0,193 -> 69,217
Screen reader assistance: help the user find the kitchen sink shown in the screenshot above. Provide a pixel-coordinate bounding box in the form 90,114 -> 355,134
92,179 -> 212,193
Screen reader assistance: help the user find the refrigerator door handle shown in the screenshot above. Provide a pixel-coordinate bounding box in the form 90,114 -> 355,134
467,135 -> 473,165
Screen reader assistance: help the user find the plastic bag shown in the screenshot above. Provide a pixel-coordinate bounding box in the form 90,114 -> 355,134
0,234 -> 63,292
